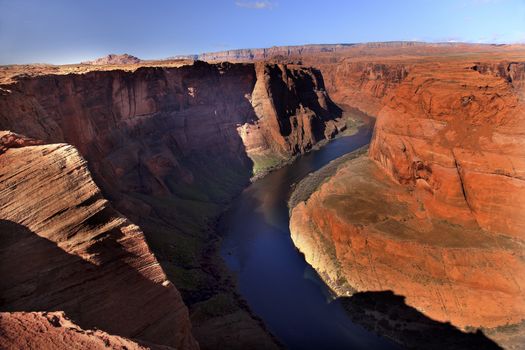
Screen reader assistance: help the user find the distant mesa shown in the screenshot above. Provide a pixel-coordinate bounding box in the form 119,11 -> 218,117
81,53 -> 141,65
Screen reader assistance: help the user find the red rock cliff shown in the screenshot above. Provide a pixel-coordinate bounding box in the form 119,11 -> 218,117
289,53 -> 525,348
0,132 -> 198,349
369,60 -> 525,238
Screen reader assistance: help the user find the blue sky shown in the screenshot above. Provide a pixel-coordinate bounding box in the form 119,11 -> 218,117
0,0 -> 524,64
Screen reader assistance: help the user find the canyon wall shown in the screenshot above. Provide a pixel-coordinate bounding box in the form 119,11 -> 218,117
240,63 -> 344,175
0,132 -> 198,349
0,60 -> 342,349
317,61 -> 409,115
173,42 -> 513,62
369,60 -> 525,238
289,55 -> 525,348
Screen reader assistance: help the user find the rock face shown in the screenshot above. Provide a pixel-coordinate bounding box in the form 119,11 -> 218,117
0,136 -> 198,349
291,156 -> 525,328
239,63 -> 343,175
0,312 -> 168,350
82,53 -> 141,65
0,60 -> 340,349
0,61 -> 342,182
289,54 -> 525,347
318,61 -> 409,116
369,60 -> 525,239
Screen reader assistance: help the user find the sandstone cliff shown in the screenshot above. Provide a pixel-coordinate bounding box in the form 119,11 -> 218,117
289,54 -> 525,348
0,60 -> 340,349
369,60 -> 525,238
0,132 -> 198,349
240,63 -> 344,175
318,61 -> 409,115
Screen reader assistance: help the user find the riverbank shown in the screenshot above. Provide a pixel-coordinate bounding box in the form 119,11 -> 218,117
217,118 -> 395,350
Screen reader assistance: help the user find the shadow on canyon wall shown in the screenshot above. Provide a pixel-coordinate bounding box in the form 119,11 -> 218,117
339,291 -> 502,350
0,219 -> 190,348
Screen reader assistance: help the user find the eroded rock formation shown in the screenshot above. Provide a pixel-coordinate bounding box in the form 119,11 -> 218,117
82,53 -> 141,65
289,54 -> 525,348
239,63 -> 344,175
0,134 -> 198,349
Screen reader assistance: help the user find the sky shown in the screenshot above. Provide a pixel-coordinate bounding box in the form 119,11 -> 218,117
0,0 -> 524,64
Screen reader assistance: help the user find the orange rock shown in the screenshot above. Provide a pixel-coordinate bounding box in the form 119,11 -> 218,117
369,59 -> 525,238
289,52 -> 525,347
0,312 -> 171,350
0,137 -> 198,349
291,156 -> 525,337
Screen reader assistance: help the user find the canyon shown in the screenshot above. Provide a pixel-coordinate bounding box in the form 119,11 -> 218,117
0,58 -> 345,349
289,47 -> 525,348
0,42 -> 524,349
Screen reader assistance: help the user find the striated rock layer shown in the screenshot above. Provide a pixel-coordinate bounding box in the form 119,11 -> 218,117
240,63 -> 344,175
0,134 -> 198,349
369,59 -> 525,239
290,53 -> 525,348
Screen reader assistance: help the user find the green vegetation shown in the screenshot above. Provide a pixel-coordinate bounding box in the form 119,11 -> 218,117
288,146 -> 369,210
129,151 -> 252,303
164,265 -> 216,292
250,153 -> 285,178
190,292 -> 239,323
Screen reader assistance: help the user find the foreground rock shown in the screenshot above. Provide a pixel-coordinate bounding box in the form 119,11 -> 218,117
290,54 -> 525,348
0,134 -> 198,349
0,312 -> 171,350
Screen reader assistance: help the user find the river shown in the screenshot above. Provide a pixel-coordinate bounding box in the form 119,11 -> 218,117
219,119 -> 398,350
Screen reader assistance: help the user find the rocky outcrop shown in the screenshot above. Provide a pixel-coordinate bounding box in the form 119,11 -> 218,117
0,137 -> 198,349
0,130 -> 43,154
471,61 -> 525,99
0,312 -> 169,350
289,55 -> 525,348
82,53 -> 141,65
239,63 -> 344,175
291,156 -> 525,328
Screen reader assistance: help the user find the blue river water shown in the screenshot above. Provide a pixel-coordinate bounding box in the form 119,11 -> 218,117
219,122 -> 398,350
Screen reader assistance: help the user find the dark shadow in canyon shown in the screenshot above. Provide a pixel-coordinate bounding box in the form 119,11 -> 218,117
0,219 -> 188,348
339,291 -> 502,350
267,64 -> 342,141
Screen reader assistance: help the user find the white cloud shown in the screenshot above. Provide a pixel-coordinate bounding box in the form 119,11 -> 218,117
235,1 -> 275,9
